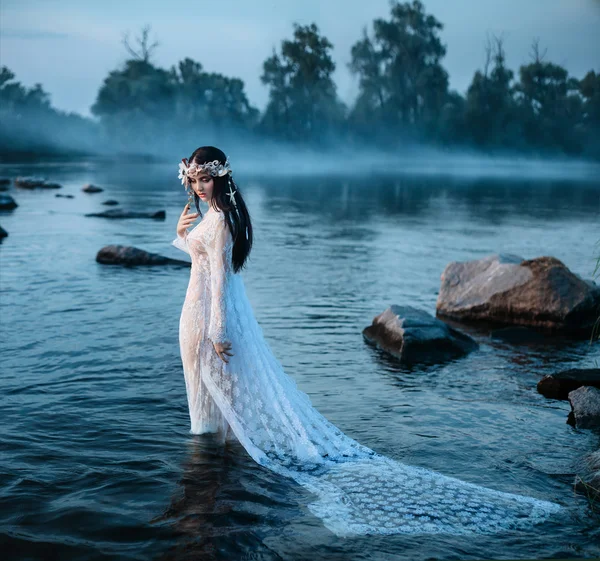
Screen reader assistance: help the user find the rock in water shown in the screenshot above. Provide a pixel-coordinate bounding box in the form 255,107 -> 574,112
538,368 -> 600,400
85,209 -> 166,220
362,305 -> 478,365
96,245 -> 189,266
82,184 -> 104,193
0,194 -> 18,210
567,386 -> 600,429
15,176 -> 62,189
436,253 -> 600,337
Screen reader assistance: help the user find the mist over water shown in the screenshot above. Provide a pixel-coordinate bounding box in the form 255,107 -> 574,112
0,159 -> 599,560
4,100 -> 600,184
226,146 -> 600,182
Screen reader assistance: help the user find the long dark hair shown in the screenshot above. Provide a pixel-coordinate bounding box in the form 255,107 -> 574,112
188,146 -> 252,273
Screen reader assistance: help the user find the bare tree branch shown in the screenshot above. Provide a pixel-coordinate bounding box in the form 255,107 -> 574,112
483,33 -> 492,77
121,24 -> 160,62
530,37 -> 547,64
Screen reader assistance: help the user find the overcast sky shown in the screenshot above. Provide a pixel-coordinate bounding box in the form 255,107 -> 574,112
1,0 -> 598,118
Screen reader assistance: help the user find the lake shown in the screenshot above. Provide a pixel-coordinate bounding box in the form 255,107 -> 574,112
1,158 -> 599,560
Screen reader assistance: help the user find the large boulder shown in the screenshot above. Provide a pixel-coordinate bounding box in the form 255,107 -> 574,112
96,245 -> 189,267
363,305 -> 478,365
86,209 -> 166,220
567,386 -> 600,429
537,368 -> 600,400
436,253 -> 600,336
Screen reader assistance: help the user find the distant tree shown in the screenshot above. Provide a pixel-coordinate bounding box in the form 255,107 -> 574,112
0,66 -> 51,112
92,25 -> 258,150
514,39 -> 583,154
172,57 -> 259,130
91,25 -> 174,147
463,35 -> 521,148
91,58 -> 177,147
260,22 -> 345,142
0,66 -> 101,158
579,70 -> 600,157
437,90 -> 466,144
580,70 -> 600,126
348,0 -> 449,140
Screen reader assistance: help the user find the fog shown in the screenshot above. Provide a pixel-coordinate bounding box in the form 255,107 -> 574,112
2,107 -> 599,184
1,1 -> 598,178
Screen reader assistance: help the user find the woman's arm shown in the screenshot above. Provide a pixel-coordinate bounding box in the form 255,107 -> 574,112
172,231 -> 190,255
206,215 -> 231,345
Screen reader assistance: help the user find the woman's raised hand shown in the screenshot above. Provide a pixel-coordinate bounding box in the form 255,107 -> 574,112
213,341 -> 234,364
177,203 -> 199,238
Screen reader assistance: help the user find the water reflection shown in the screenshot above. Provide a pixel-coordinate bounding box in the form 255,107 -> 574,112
151,435 -> 313,561
254,174 -> 600,223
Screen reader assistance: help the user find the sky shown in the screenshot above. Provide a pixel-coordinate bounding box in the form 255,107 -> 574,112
1,0 -> 599,118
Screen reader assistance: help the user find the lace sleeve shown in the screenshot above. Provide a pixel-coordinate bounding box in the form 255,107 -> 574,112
206,214 -> 232,345
172,231 -> 190,254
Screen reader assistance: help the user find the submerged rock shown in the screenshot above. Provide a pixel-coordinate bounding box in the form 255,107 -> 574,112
96,245 -> 189,266
85,209 -> 166,220
567,386 -> 600,429
15,176 -> 62,189
436,253 -> 600,337
102,200 -> 119,206
55,193 -> 74,199
0,225 -> 7,238
0,194 -> 18,210
363,305 -> 478,365
82,183 -> 103,193
538,368 -> 600,400
490,326 -> 548,343
0,178 -> 11,185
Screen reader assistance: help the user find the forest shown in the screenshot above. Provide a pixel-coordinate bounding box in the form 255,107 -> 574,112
1,0 -> 598,161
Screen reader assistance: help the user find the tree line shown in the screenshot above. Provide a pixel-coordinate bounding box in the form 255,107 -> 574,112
1,1 -> 598,160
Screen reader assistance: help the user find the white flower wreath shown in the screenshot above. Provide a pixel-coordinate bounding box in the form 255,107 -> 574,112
178,158 -> 237,208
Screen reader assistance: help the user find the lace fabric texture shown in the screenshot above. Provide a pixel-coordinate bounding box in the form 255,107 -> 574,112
172,210 -> 564,537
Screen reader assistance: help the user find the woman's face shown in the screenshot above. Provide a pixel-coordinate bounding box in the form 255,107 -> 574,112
189,171 -> 214,203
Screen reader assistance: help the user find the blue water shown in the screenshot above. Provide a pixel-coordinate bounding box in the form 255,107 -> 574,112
1,160 -> 599,560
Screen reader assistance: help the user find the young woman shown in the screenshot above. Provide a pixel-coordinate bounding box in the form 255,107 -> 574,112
172,146 -> 563,537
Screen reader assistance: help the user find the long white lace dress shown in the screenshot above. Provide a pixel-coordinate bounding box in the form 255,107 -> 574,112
172,207 -> 564,537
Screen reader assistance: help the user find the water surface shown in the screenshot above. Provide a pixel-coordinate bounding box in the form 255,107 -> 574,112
1,160 -> 599,560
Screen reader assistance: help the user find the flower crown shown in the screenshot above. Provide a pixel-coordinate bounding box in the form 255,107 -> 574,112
178,158 -> 232,184
178,157 -> 237,208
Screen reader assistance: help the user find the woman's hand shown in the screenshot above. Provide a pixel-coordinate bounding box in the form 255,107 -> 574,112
177,203 -> 199,237
213,341 -> 234,364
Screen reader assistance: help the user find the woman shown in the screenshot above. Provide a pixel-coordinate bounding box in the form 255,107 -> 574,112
172,146 -> 564,537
